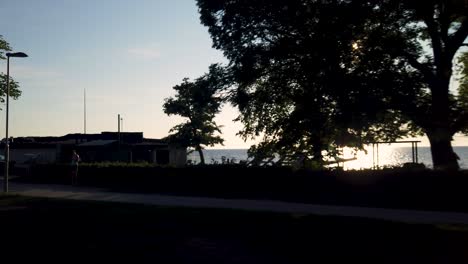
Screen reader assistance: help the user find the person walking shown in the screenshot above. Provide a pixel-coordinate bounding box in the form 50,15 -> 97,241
71,150 -> 80,185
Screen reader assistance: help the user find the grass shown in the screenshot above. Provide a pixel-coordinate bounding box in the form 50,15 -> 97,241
1,195 -> 468,263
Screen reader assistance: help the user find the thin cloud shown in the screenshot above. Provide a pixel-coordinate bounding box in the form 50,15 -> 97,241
5,65 -> 61,80
128,47 -> 161,60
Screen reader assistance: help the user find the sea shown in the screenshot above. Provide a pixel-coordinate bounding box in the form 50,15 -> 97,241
187,146 -> 468,170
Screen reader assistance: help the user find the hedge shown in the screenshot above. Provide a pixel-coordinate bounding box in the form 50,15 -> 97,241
14,163 -> 468,212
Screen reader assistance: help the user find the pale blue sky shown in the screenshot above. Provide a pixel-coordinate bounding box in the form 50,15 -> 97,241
0,0 -> 466,147
0,0 -> 254,148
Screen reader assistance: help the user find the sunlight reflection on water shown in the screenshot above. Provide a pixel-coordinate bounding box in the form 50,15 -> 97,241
188,147 -> 468,169
343,145 -> 416,170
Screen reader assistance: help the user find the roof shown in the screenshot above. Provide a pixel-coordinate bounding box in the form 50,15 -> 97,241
134,142 -> 168,146
78,140 -> 117,147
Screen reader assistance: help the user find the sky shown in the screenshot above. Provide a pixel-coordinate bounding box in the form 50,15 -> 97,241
0,0 -> 256,148
0,0 -> 467,148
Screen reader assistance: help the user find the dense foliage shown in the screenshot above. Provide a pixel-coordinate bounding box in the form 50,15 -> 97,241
458,51 -> 468,134
0,35 -> 22,108
197,0 -> 468,169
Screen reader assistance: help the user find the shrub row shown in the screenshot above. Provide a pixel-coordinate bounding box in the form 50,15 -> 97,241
16,163 -> 468,212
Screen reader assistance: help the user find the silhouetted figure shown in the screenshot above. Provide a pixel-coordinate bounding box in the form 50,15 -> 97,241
71,150 -> 80,185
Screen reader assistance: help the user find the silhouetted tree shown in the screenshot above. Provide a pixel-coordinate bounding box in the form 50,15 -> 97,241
164,64 -> 226,164
458,51 -> 468,134
197,0 -> 468,169
358,0 -> 468,170
0,35 -> 22,109
0,36 -> 11,59
197,0 -> 415,166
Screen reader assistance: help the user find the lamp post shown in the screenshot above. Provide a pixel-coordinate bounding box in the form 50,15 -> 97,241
4,52 -> 28,193
118,114 -> 120,146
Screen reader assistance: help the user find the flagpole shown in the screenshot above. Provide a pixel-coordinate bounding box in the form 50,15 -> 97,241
84,89 -> 87,134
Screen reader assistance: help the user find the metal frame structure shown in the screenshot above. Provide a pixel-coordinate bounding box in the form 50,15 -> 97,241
371,140 -> 421,169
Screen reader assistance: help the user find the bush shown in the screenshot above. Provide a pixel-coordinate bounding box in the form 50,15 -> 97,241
80,161 -> 166,168
15,162 -> 468,212
401,162 -> 426,170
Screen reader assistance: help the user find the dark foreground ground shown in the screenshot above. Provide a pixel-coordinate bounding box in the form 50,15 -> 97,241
1,195 -> 468,263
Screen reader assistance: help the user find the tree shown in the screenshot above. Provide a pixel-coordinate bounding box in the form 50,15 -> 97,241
0,35 -> 22,109
0,35 -> 11,60
197,0 -> 417,165
357,0 -> 468,170
458,51 -> 468,134
197,0 -> 468,169
163,64 -> 226,164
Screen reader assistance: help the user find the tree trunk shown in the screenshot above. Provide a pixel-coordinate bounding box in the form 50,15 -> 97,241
311,138 -> 324,169
427,130 -> 459,170
197,147 -> 205,165
426,55 -> 460,170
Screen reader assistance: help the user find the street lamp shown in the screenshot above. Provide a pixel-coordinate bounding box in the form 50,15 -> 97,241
4,52 -> 28,193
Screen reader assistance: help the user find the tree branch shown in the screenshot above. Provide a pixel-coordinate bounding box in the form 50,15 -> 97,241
447,17 -> 468,58
422,11 -> 443,67
401,51 -> 435,83
439,2 -> 450,48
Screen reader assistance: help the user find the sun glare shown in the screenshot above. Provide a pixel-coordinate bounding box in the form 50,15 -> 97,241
352,42 -> 360,50
341,145 -> 397,170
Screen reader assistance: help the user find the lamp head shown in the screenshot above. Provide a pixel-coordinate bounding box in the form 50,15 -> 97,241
6,52 -> 28,58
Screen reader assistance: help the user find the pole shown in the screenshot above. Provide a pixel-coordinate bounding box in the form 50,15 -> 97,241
372,143 -> 375,169
376,143 -> 379,169
84,89 -> 86,134
415,142 -> 419,163
118,114 -> 121,146
4,56 -> 10,192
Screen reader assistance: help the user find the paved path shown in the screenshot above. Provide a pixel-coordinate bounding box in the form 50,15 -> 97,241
6,182 -> 468,225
